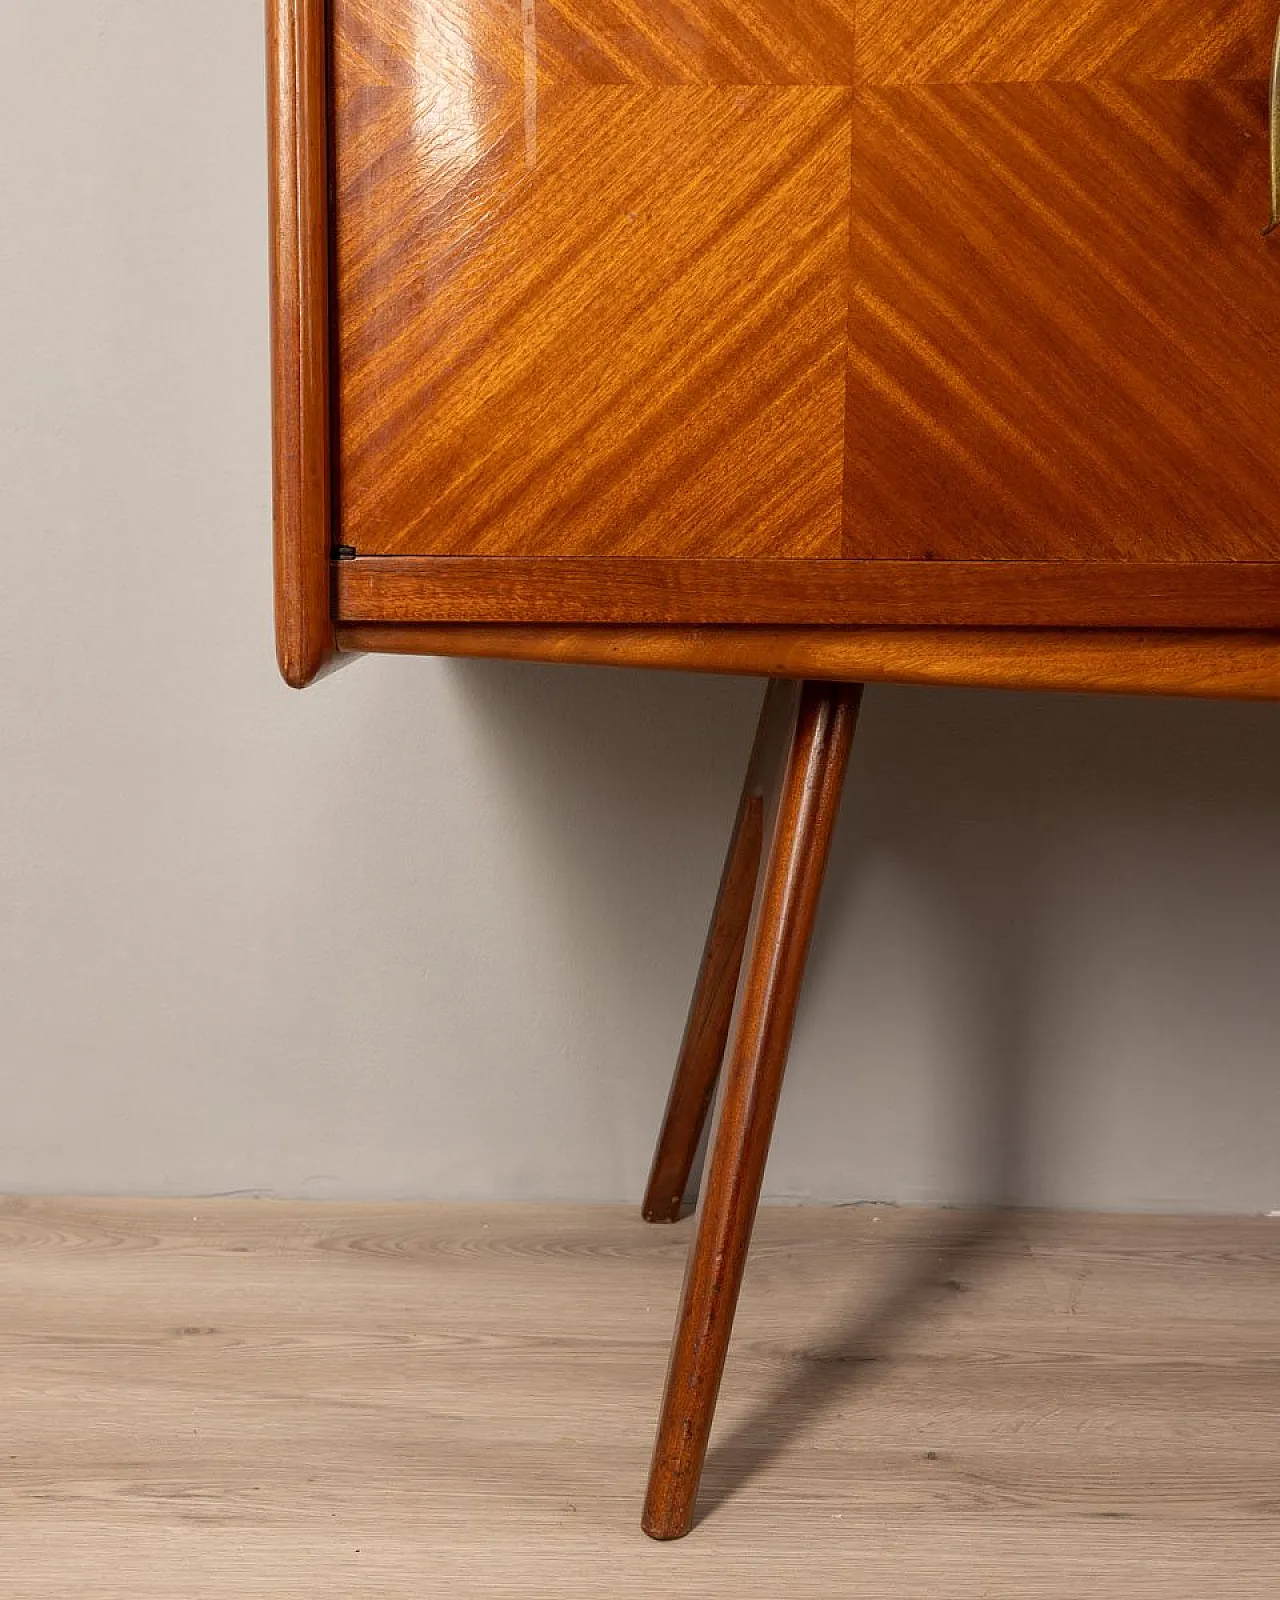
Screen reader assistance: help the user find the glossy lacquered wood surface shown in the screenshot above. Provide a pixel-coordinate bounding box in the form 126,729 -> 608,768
267,0 -> 334,687
858,0 -> 1273,81
332,1 -> 850,562
848,75 -> 1280,561
334,623 -> 1280,701
330,0 -> 1280,576
843,0 -> 1274,563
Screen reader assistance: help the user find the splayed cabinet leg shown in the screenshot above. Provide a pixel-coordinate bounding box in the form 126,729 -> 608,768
642,680 -> 798,1223
642,680 -> 862,1539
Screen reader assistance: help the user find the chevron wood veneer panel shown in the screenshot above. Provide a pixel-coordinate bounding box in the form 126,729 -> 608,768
333,1 -> 854,559
845,78 -> 1280,561
533,0 -> 860,82
330,0 -> 1280,577
858,0 -> 1274,84
336,0 -> 859,88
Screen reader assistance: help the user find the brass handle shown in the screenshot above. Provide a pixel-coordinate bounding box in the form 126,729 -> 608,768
1267,13 -> 1280,235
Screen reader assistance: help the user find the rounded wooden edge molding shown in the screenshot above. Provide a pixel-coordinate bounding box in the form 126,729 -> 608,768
333,624 -> 1280,701
268,0 -> 334,688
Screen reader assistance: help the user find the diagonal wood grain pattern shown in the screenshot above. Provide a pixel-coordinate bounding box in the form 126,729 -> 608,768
858,0 -> 1276,83
332,0 -> 1280,565
848,78 -> 1279,560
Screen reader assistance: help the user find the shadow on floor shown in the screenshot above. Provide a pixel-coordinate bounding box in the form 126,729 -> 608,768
695,1206 -> 1019,1527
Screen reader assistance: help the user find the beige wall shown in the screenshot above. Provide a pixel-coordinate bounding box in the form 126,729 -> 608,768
2,2 -> 1278,1211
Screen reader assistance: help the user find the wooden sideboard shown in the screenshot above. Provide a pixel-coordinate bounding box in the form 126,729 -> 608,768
270,0 -> 1280,695
268,0 -> 1280,1540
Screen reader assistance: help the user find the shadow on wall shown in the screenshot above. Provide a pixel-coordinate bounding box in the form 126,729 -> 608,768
438,656 -> 763,1089
431,662 -> 1280,1211
802,682 -> 1280,1211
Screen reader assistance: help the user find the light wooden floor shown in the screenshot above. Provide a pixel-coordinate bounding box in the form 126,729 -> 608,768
2,1200 -> 1278,1597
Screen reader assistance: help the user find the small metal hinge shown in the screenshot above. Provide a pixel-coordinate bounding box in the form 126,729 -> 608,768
332,544 -> 357,561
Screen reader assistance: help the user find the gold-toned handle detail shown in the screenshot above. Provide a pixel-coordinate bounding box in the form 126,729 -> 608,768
1267,12 -> 1280,235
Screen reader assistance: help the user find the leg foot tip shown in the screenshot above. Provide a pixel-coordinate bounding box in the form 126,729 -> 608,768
641,1511 -> 693,1541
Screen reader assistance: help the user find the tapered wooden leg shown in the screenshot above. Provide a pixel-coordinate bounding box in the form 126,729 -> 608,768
642,680 -> 862,1540
642,680 -> 797,1222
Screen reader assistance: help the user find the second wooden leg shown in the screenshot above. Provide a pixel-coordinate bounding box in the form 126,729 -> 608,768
642,680 -> 797,1222
642,680 -> 862,1540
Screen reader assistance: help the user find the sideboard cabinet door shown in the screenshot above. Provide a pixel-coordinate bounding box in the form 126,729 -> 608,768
847,0 -> 1280,563
317,0 -> 1280,632
332,0 -> 857,563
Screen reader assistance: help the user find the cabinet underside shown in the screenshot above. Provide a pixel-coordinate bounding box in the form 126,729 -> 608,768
333,621 -> 1280,700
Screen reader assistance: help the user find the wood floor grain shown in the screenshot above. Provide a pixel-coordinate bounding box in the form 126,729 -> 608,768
1,1200 -> 1277,1596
